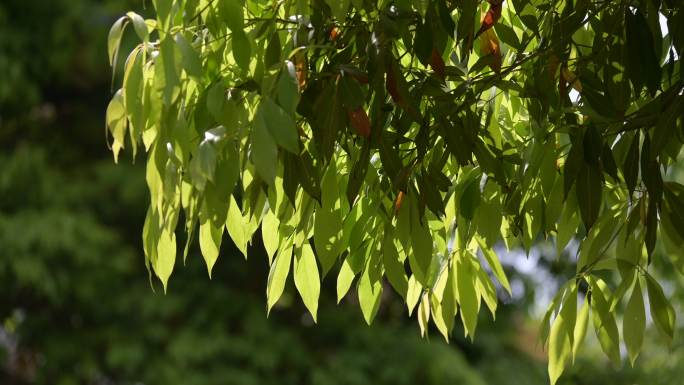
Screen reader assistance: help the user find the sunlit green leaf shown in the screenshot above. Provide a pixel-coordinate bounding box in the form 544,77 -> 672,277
267,239 -> 293,314
624,280 -> 645,366
294,243 -> 321,321
199,216 -> 223,277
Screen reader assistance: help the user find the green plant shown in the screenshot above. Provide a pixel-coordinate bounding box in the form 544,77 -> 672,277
106,1 -> 684,383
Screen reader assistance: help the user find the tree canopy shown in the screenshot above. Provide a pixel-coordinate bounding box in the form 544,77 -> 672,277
106,0 -> 683,383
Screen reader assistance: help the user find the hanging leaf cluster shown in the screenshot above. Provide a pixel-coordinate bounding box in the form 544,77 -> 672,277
107,0 -> 684,382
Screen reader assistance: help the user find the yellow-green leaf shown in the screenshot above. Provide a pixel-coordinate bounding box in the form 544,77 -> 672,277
106,90 -> 127,163
294,243 -> 320,321
199,217 -> 222,278
266,239 -> 293,315
154,227 -> 176,293
646,273 -> 676,341
262,209 -> 280,265
226,196 -> 248,257
624,280 -> 645,366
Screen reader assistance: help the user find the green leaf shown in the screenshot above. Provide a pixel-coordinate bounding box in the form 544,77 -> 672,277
294,243 -> 321,321
314,164 -> 343,277
203,144 -> 240,225
459,177 -> 481,220
651,97 -> 684,158
646,273 -> 676,341
548,284 -> 576,385
346,141 -> 371,205
232,30 -> 252,73
474,198 -> 502,247
609,270 -> 637,312
414,19 -> 433,65
106,90 -> 127,163
154,226 -> 177,293
409,217 -> 433,286
439,268 -> 457,339
339,75 -> 365,110
622,132 -> 640,197
122,48 -> 143,157
358,257 -> 383,325
260,97 -> 300,154
337,258 -> 356,303
476,237 -> 511,295
251,110 -> 277,186
221,0 -> 244,32
624,280 -> 645,366
383,227 -> 409,299
262,209 -> 280,265
226,196 -> 249,257
540,283 -> 568,346
196,140 -> 217,183
152,0 -> 173,28
406,275 -> 423,316
556,192 -> 580,255
476,264 -> 498,317
456,255 -> 480,339
418,292 -> 430,337
267,240 -> 293,315
264,31 -> 282,69
126,12 -> 148,41
157,36 -> 181,105
572,296 -> 590,362
326,0 -> 350,21
576,164 -> 602,230
175,34 -> 203,80
663,185 -> 684,241
589,278 -> 621,365
494,22 -> 521,50
206,83 -> 224,123
304,81 -> 344,161
625,9 -> 661,96
108,16 -> 127,67
277,62 -> 300,115
199,216 -> 223,277
545,174 -> 564,230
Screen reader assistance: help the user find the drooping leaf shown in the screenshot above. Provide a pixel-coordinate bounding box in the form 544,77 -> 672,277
108,16 -> 127,67
260,97 -> 300,154
646,273 -> 676,341
589,278 -> 621,365
294,243 -> 321,321
625,8 -> 661,96
624,280 -> 645,366
199,215 -> 223,277
456,255 -> 480,339
250,109 -> 278,186
572,295 -> 590,362
548,284 -> 576,385
267,240 -> 293,314
576,164 -> 602,230
232,30 -> 252,73
106,90 -> 127,163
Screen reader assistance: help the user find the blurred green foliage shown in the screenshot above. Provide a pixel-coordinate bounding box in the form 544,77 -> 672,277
1,0 -> 683,384
0,147 -> 493,384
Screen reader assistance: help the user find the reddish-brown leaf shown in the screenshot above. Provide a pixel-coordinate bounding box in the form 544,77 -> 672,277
385,64 -> 403,105
294,52 -> 307,89
562,66 -> 583,92
329,26 -> 340,41
547,54 -> 560,81
477,2 -> 503,37
347,107 -> 371,138
394,190 -> 405,215
480,29 -> 502,73
430,48 -> 446,80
